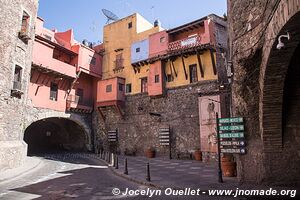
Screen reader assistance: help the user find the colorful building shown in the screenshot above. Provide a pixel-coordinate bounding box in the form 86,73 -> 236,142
24,17 -> 102,153
95,13 -> 229,158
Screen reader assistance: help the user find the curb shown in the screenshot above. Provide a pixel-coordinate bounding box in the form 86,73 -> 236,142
0,157 -> 43,183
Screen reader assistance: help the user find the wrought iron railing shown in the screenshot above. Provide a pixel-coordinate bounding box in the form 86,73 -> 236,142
114,58 -> 124,70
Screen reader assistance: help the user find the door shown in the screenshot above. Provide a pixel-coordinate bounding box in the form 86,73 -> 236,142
189,64 -> 198,83
141,77 -> 148,93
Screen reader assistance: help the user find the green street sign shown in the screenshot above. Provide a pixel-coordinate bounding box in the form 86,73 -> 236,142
219,117 -> 243,124
219,132 -> 244,138
220,140 -> 245,146
220,148 -> 246,154
219,125 -> 244,131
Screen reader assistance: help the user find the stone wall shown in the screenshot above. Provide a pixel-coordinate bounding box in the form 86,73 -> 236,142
93,80 -> 219,158
228,0 -> 300,185
0,0 -> 39,169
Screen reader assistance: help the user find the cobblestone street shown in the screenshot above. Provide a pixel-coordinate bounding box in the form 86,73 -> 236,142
0,153 -> 236,200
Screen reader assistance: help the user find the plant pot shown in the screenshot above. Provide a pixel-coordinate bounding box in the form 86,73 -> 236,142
221,161 -> 236,177
145,149 -> 155,158
194,150 -> 202,161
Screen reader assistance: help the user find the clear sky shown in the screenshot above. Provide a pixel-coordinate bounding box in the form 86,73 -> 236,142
38,0 -> 227,44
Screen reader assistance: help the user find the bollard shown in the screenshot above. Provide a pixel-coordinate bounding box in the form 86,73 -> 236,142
146,162 -> 151,182
124,158 -> 128,175
108,152 -> 111,164
115,156 -> 119,169
113,154 -> 116,167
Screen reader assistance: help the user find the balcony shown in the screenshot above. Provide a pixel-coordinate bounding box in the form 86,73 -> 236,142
96,77 -> 125,119
168,35 -> 202,52
113,58 -> 124,73
66,94 -> 93,113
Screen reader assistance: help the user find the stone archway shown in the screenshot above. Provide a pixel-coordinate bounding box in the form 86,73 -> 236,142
24,117 -> 88,154
25,108 -> 93,151
259,2 -> 300,153
258,1 -> 300,184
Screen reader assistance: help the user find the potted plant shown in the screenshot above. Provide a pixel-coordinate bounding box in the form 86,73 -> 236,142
221,155 -> 236,177
145,147 -> 155,158
194,148 -> 202,161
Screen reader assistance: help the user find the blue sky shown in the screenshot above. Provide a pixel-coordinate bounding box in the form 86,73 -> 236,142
38,0 -> 227,44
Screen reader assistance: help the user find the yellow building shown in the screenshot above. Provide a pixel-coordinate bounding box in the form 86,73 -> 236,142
99,13 -> 227,96
101,13 -> 163,94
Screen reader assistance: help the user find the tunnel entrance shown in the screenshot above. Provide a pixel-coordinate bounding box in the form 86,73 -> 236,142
24,117 -> 87,155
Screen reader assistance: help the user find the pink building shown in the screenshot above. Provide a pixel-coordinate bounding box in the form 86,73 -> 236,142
29,17 -> 102,113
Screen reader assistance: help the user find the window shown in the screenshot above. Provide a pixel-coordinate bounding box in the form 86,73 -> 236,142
136,47 -> 140,53
89,56 -> 96,65
189,64 -> 198,83
118,83 -> 124,91
13,65 -> 22,90
128,22 -> 132,29
115,53 -> 123,69
160,37 -> 165,43
141,77 -> 148,93
50,82 -> 58,101
167,74 -> 174,82
20,11 -> 30,35
76,88 -> 84,104
155,75 -> 159,83
126,84 -> 132,93
106,84 -> 112,93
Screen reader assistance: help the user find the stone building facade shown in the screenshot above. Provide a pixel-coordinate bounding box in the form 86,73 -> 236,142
94,80 -> 220,158
0,0 -> 39,169
228,0 -> 300,185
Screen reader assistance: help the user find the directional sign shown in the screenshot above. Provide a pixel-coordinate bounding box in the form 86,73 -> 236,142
159,127 -> 170,146
219,132 -> 244,138
219,117 -> 243,124
220,140 -> 245,146
219,125 -> 244,131
108,130 -> 118,142
221,148 -> 246,154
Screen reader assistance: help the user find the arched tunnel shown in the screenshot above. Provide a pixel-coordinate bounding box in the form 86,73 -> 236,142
24,117 -> 87,155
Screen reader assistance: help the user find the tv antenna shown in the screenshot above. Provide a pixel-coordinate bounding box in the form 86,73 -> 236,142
102,9 -> 119,24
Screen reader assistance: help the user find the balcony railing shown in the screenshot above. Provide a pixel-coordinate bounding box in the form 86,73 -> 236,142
67,95 -> 93,107
168,35 -> 202,51
113,59 -> 124,72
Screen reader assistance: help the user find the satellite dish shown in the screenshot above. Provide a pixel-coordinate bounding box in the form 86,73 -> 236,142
102,9 -> 119,24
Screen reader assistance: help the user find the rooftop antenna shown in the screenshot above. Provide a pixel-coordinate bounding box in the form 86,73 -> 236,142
102,9 -> 119,24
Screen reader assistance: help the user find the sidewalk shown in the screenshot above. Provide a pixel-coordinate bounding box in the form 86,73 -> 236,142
0,156 -> 42,183
95,154 -> 241,190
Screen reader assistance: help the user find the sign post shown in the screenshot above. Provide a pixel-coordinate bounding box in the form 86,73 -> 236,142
216,114 -> 246,183
216,112 -> 223,183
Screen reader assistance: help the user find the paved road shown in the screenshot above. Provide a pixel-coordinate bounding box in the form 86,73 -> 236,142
0,153 -> 253,200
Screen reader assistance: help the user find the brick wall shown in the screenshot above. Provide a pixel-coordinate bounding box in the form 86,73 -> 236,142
228,0 -> 300,185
